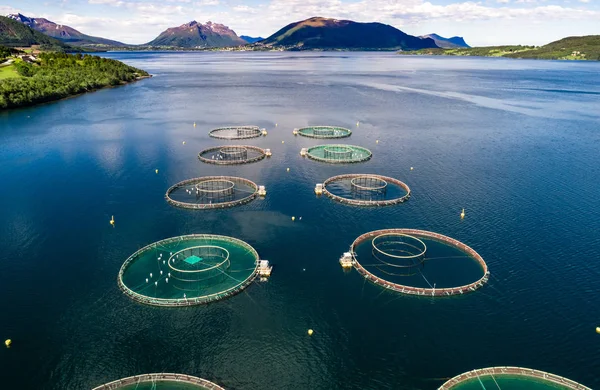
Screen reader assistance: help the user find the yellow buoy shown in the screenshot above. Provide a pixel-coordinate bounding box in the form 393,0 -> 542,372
182,141 -> 186,145
155,169 -> 159,174
276,123 -> 278,127
460,208 -> 465,219
596,326 -> 600,334
193,122 -> 196,127
110,215 -> 115,226
356,121 -> 359,127
376,140 -> 379,144
5,339 -> 11,347
308,329 -> 314,336
292,216 -> 295,221
282,140 -> 285,144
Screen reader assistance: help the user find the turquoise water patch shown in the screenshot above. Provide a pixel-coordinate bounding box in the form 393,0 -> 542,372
185,255 -> 203,265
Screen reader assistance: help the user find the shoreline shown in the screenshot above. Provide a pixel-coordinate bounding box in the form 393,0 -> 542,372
0,74 -> 152,112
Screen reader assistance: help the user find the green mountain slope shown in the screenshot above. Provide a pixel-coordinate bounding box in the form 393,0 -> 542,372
261,17 -> 437,50
504,36 -> 600,60
0,15 -> 68,48
400,35 -> 600,61
8,13 -> 126,47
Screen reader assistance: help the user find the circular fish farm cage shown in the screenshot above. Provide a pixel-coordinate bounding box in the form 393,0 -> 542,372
165,176 -> 260,210
347,229 -> 489,296
209,126 -> 263,140
439,367 -> 591,390
118,234 -> 260,306
198,145 -> 267,165
321,174 -> 410,206
92,373 -> 225,390
305,144 -> 372,164
297,126 -> 352,139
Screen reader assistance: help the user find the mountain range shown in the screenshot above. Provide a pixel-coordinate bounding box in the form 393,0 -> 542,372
146,21 -> 246,48
420,33 -> 470,48
261,17 -> 437,50
0,15 -> 68,48
8,13 -> 126,47
2,14 -> 441,51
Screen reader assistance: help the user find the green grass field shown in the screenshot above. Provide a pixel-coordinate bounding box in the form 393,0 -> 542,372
0,63 -> 19,79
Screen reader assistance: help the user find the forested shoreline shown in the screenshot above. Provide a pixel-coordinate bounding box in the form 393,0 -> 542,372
0,52 -> 149,109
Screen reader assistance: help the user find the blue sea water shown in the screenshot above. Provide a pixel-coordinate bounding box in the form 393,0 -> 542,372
0,52 -> 599,389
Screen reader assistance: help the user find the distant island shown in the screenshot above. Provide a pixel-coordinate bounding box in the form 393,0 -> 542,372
240,36 -> 264,44
400,36 -> 600,61
419,34 -> 470,49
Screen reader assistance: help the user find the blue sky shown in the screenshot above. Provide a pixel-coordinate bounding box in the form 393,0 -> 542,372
2,0 -> 598,46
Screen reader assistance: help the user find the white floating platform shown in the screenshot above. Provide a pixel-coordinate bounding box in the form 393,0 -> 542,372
339,252 -> 353,268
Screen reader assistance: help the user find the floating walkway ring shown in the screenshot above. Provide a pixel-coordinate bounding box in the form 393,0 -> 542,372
92,373 -> 226,390
306,144 -> 372,164
195,179 -> 235,196
165,176 -> 259,210
198,145 -> 267,165
350,228 -> 489,297
351,176 -> 388,192
209,125 -> 262,140
439,366 -> 592,390
372,233 -> 427,260
297,126 -> 352,139
168,245 -> 230,273
322,174 -> 410,206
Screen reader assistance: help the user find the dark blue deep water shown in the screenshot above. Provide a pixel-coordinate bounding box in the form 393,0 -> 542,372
1,52 -> 599,389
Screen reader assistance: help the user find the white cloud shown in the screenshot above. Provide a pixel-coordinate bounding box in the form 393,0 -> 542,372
195,0 -> 220,5
233,5 -> 259,13
579,0 -> 590,3
496,0 -> 511,3
88,0 -> 124,5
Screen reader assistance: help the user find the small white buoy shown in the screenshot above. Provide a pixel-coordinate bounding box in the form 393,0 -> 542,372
376,140 -> 379,144
166,278 -> 169,283
170,252 -> 173,255
150,273 -> 153,278
292,216 -> 295,221
303,268 -> 306,271
109,215 -> 115,226
155,169 -> 159,174
193,122 -> 196,127
410,167 -> 414,171
163,260 -> 165,264
308,329 -> 314,336
460,208 -> 465,219
282,140 -> 285,144
299,217 -> 302,220
357,121 -> 359,127
286,168 -> 290,172
168,273 -> 171,277
182,141 -> 186,145
160,270 -> 163,275
276,123 -> 278,127
155,281 -> 158,286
